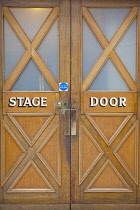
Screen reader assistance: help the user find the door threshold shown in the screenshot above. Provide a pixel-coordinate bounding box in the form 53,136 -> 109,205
71,204 -> 140,210
0,204 -> 70,210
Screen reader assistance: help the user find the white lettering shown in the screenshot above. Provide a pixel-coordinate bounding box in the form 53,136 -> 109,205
8,97 -> 48,107
32,97 -> 40,107
99,97 -> 108,107
40,97 -> 47,107
90,97 -> 98,107
23,97 -> 32,107
89,97 -> 127,107
109,97 -> 118,107
118,97 -> 126,107
17,97 -> 24,107
8,97 -> 16,107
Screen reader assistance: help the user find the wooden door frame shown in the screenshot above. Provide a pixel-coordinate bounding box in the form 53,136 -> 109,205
0,0 -> 70,208
71,0 -> 140,207
1,0 -> 140,208
0,0 -> 3,205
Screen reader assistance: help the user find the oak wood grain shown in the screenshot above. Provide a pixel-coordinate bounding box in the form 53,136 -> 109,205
2,0 -> 59,7
82,0 -> 138,7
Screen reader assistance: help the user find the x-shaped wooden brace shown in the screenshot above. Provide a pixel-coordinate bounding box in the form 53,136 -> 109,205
82,118 -> 138,185
3,7 -> 59,91
2,114 -> 61,188
82,7 -> 138,91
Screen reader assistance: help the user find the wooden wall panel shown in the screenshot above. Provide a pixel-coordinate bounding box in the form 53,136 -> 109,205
82,0 -> 138,7
2,0 -> 20,7
2,0 -> 59,7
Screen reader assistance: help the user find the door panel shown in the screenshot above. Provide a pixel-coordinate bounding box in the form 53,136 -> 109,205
71,0 -> 140,205
0,0 -> 70,205
1,0 -> 140,208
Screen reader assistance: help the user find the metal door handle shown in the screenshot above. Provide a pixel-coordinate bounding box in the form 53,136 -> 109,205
55,100 -> 76,135
64,108 -> 76,136
71,108 -> 76,135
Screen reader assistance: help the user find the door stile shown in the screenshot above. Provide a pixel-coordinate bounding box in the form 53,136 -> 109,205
137,0 -> 140,203
71,0 -> 82,203
0,0 -> 3,203
59,0 -> 71,204
71,0 -> 140,205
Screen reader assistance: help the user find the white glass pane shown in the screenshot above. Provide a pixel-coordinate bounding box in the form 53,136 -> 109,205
11,60 -> 52,91
4,18 -> 26,81
10,8 -> 52,41
83,19 -> 103,80
89,8 -> 130,41
88,59 -> 129,91
4,8 -> 58,91
37,20 -> 58,80
115,19 -> 136,81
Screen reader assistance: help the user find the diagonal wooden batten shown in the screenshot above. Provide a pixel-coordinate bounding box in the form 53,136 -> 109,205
31,7 -> 59,91
109,7 -> 137,49
32,50 -> 58,91
3,7 -> 31,50
3,7 -> 59,91
110,51 -> 137,91
82,7 -> 108,49
82,7 -> 138,91
4,50 -> 31,91
32,7 -> 59,50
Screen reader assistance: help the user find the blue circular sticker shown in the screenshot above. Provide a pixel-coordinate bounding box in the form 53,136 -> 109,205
59,83 -> 68,91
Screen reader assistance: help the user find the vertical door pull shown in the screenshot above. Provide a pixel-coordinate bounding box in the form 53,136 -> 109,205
56,101 -> 76,135
71,108 -> 76,136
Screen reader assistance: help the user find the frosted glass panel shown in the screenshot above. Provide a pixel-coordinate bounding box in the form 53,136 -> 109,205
10,8 -> 52,41
89,8 -> 130,41
38,20 -> 58,80
11,60 -> 52,91
4,19 -> 26,81
88,59 -> 129,91
115,20 -> 136,81
4,8 -> 58,91
82,19 -> 103,80
84,8 -> 136,91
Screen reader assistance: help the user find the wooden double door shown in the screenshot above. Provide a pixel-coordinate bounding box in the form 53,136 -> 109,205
0,0 -> 140,209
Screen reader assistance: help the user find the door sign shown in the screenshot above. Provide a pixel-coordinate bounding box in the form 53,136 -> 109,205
3,92 -> 58,113
90,97 -> 126,107
83,92 -> 137,113
59,83 -> 68,91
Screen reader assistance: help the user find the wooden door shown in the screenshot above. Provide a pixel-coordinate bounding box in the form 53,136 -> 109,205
71,0 -> 140,208
0,0 -> 70,208
1,0 -> 140,209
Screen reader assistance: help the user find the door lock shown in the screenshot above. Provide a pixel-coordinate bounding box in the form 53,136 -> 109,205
56,100 -> 67,109
57,101 -> 62,108
56,100 -> 68,115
